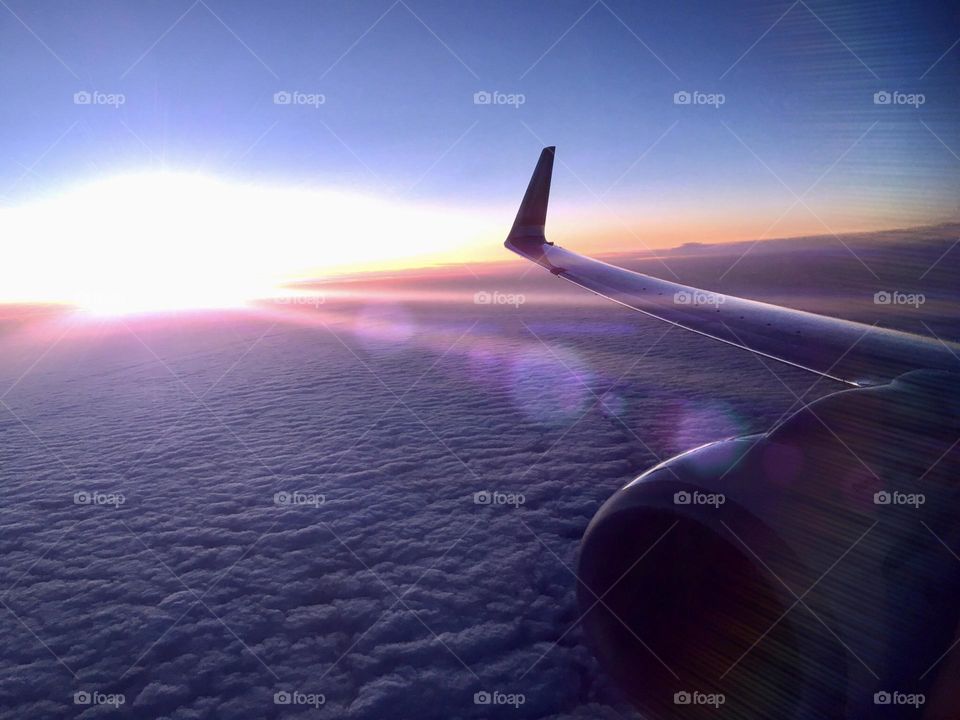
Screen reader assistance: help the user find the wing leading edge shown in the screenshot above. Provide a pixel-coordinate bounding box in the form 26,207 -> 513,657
505,147 -> 960,386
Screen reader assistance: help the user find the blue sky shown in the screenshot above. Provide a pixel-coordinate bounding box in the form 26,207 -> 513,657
1,0 -> 958,259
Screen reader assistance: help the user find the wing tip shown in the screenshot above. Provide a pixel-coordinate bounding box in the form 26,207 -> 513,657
505,146 -> 556,261
508,146 -> 555,239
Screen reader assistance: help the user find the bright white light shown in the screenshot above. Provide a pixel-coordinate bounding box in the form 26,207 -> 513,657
0,173 -> 500,314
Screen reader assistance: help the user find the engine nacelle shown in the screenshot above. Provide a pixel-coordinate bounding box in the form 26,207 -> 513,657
578,371 -> 960,719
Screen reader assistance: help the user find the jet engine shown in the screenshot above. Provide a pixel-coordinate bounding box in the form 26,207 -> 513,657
577,370 -> 960,719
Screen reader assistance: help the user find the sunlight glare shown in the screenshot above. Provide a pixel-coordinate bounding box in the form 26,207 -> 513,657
0,173 -> 499,314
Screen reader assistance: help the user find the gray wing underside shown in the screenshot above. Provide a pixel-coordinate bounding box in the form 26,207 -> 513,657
505,148 -> 960,387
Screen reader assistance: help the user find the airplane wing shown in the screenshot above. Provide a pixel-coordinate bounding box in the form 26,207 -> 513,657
505,147 -> 960,387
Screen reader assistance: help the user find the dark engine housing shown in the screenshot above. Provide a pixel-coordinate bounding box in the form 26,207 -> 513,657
577,371 -> 960,719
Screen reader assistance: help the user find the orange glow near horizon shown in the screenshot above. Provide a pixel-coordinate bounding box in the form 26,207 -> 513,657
0,171 -> 923,315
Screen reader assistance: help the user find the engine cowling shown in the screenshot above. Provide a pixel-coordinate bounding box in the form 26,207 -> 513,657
577,371 -> 960,719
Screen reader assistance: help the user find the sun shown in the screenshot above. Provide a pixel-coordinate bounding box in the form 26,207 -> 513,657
2,173 -> 280,315
0,172 -> 502,315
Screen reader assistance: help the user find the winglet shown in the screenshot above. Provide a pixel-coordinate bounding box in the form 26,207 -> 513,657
505,147 -> 555,257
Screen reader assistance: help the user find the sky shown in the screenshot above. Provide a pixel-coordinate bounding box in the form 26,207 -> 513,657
1,0 -> 959,308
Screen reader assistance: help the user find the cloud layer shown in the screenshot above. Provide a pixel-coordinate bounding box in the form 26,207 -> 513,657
0,267 -> 856,719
